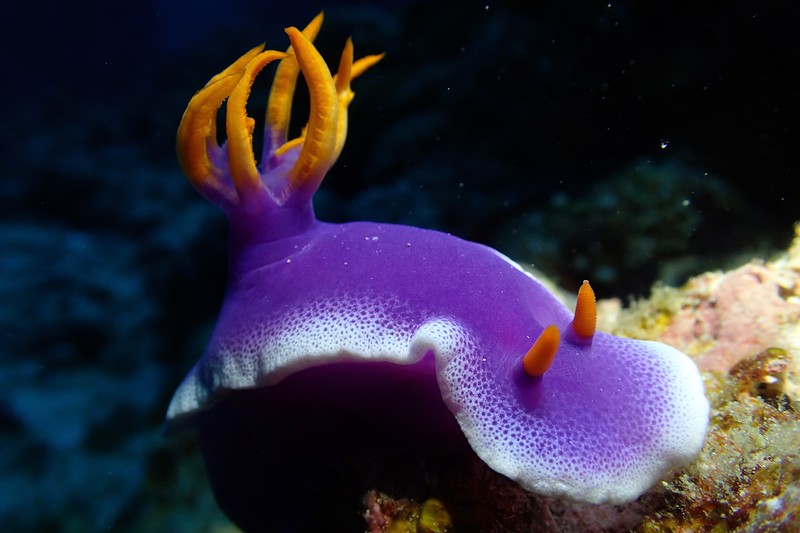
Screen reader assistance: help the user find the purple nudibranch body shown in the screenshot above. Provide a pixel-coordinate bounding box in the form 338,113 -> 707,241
167,14 -> 709,529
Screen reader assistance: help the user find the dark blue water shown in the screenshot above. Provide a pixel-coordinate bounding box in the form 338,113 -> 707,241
1,1 -> 796,530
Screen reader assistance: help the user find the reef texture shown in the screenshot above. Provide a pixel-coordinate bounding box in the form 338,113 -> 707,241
359,224 -> 800,533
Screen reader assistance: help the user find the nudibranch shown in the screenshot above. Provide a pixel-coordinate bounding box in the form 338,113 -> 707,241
167,13 -> 709,531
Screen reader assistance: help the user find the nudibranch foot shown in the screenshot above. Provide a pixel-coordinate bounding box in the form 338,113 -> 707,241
194,354 -> 470,532
167,14 -> 709,532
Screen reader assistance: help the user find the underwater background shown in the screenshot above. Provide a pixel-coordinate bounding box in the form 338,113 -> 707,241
2,0 -> 798,531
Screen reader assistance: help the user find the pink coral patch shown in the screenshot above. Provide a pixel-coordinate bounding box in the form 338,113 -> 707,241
660,262 -> 800,373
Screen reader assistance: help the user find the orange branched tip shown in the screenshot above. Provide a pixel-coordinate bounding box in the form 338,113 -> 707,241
572,280 -> 596,339
265,12 -> 324,158
283,26 -> 339,194
522,325 -> 561,377
226,50 -> 292,202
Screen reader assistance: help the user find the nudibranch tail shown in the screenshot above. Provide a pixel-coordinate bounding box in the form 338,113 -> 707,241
522,324 -> 561,377
175,12 -> 383,213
